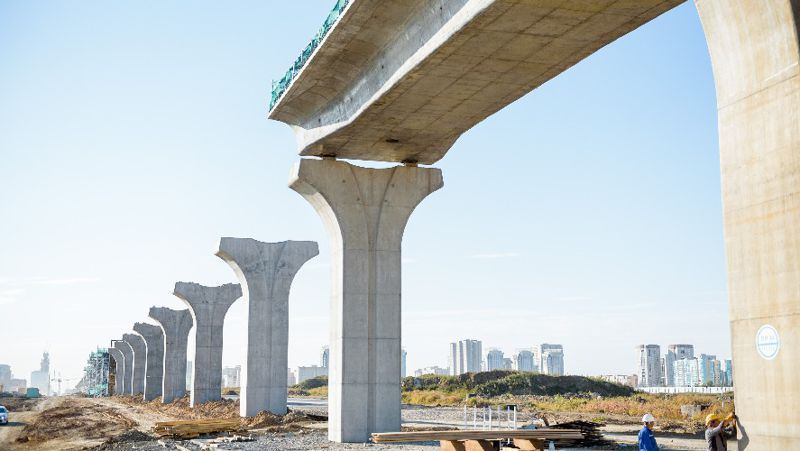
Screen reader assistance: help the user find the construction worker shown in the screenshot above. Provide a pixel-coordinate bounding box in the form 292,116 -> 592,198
705,412 -> 736,451
638,413 -> 658,451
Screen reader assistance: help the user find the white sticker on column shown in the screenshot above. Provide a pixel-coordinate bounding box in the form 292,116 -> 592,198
755,325 -> 780,360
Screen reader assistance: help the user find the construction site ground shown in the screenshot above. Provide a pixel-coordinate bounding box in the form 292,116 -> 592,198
0,396 -> 735,450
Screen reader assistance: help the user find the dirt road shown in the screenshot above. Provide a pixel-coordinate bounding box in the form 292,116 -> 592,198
0,397 -> 56,448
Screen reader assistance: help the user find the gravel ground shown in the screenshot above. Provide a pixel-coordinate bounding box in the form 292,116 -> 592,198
98,429 -> 442,450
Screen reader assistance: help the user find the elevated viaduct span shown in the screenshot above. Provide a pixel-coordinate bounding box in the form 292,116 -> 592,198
270,1 -> 800,447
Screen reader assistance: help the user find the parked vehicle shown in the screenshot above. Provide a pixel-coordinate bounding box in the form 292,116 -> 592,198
0,405 -> 8,425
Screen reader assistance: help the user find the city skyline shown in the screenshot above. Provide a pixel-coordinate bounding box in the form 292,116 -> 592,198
0,1 -> 729,387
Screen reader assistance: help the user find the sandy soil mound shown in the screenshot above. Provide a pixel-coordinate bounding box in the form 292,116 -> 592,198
15,397 -> 136,444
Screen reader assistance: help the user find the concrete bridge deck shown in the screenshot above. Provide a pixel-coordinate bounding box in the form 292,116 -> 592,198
268,0 -> 682,164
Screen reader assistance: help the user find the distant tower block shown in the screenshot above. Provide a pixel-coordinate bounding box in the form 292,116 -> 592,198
108,346 -> 126,395
216,238 -> 318,417
133,322 -> 165,401
290,158 -> 443,442
122,333 -> 146,395
113,340 -> 134,395
149,306 -> 193,403
173,282 -> 241,406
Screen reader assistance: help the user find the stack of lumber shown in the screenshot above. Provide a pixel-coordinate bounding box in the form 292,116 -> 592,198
152,419 -> 241,439
549,421 -> 607,447
372,428 -> 583,443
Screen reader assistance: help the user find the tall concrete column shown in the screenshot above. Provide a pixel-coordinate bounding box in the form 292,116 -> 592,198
216,238 -> 319,417
696,1 -> 800,448
133,322 -> 164,401
173,282 -> 241,406
290,158 -> 443,442
108,346 -> 125,395
114,339 -> 134,395
149,306 -> 193,403
123,333 -> 147,395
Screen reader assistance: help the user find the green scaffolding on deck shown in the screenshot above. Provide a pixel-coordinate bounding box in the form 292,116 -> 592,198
269,0 -> 350,111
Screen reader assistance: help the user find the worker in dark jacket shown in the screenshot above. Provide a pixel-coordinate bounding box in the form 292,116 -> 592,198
638,413 -> 658,451
705,413 -> 736,451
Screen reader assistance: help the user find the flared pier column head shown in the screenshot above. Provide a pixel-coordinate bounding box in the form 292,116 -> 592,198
289,158 -> 443,442
149,306 -> 193,403
123,333 -> 147,395
113,340 -> 134,395
133,322 -> 165,401
173,282 -> 241,407
108,345 -> 126,395
216,238 -> 319,417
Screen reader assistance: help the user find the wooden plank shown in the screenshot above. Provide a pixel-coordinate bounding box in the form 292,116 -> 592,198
441,440 -> 466,451
373,429 -> 581,443
513,438 -> 545,451
464,440 -> 495,451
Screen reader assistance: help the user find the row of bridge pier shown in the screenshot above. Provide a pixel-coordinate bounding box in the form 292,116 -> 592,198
103,158 -> 443,442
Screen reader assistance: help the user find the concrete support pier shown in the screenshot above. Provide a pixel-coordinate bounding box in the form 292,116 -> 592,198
696,1 -> 800,447
149,306 -> 193,403
290,158 -> 442,442
173,282 -> 241,406
133,322 -> 165,401
108,346 -> 125,395
123,333 -> 147,395
114,339 -> 135,395
216,238 -> 318,417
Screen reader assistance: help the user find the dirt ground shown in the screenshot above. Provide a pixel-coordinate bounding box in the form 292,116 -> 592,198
0,396 -> 732,450
0,396 -> 158,451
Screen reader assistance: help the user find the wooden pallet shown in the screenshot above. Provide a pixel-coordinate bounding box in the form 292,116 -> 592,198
372,428 -> 582,451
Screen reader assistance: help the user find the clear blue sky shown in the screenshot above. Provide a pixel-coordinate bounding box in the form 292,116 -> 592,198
0,1 -> 727,388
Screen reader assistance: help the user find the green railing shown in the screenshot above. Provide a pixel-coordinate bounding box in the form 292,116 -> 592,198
269,0 -> 351,111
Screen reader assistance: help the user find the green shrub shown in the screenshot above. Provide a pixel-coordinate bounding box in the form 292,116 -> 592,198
295,375 -> 328,390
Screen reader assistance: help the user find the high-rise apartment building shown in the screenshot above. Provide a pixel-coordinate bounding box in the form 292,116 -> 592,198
636,344 -> 661,387
540,344 -> 564,376
30,352 -> 51,395
321,346 -> 329,368
449,339 -> 482,375
513,350 -> 536,372
699,354 -> 717,385
486,349 -> 505,371
674,357 -> 700,387
669,344 -> 695,360
664,344 -> 695,386
724,360 -> 733,386
0,364 -> 11,389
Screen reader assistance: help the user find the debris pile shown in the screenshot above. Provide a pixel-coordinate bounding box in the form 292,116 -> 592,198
153,419 -> 241,439
16,398 -> 136,444
550,420 -> 609,447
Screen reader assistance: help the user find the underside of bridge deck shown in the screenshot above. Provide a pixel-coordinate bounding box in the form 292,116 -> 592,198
269,0 -> 683,164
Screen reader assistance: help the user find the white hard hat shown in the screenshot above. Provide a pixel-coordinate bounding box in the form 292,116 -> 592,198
642,413 -> 656,423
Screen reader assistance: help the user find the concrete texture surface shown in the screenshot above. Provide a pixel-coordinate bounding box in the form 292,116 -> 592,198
133,322 -> 165,402
113,340 -> 134,396
122,333 -> 147,396
290,158 -> 443,442
216,238 -> 319,417
173,282 -> 242,407
269,0 -> 682,164
696,0 -> 800,448
149,306 -> 193,403
108,346 -> 125,396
